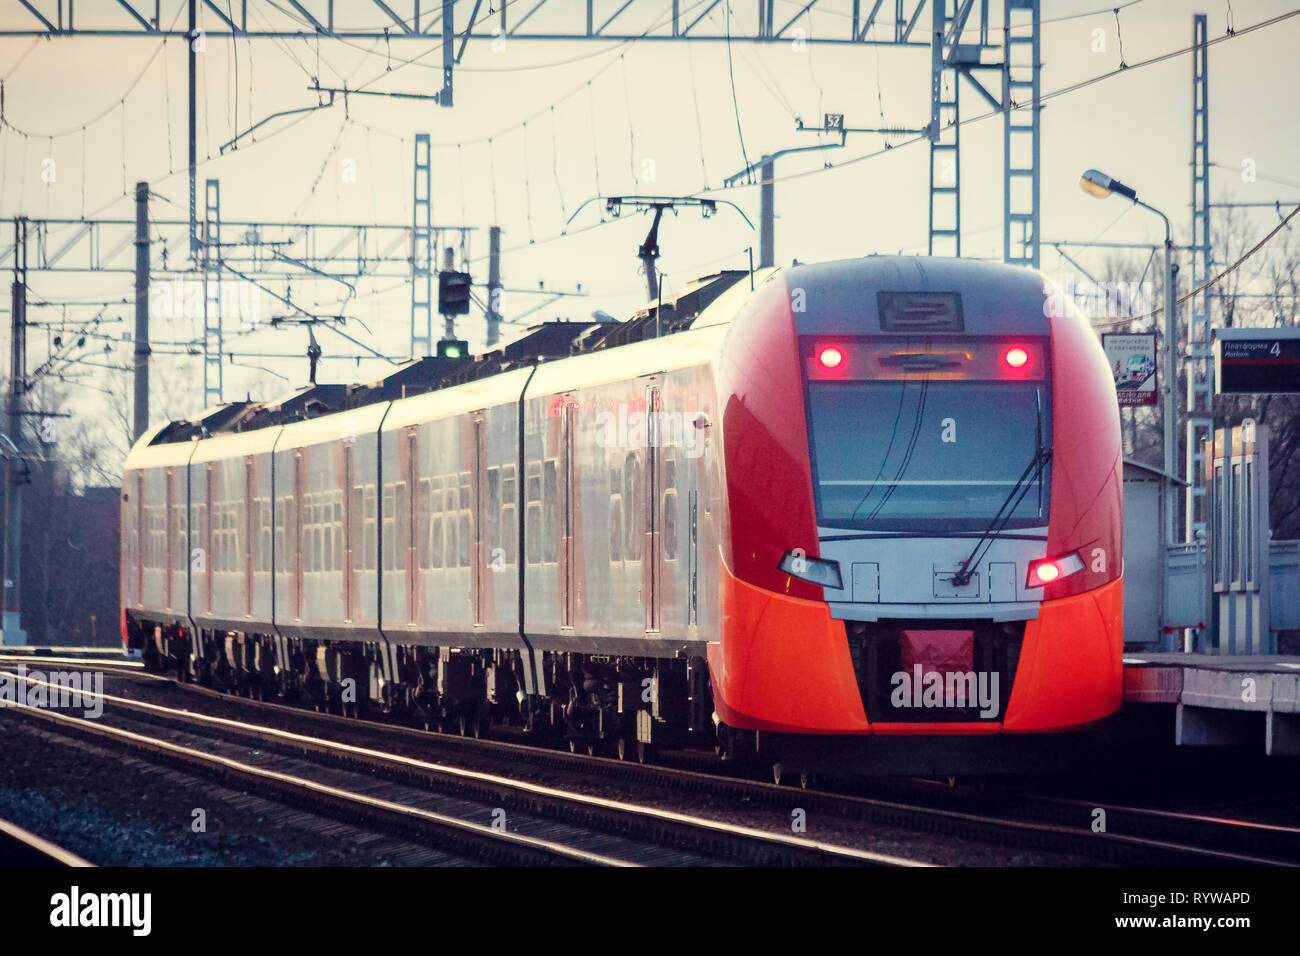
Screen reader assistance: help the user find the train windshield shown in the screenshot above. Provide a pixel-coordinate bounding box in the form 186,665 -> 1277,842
806,379 -> 1051,532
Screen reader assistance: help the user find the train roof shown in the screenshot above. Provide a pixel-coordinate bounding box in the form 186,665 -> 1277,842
137,268 -> 755,447
132,256 -> 1050,449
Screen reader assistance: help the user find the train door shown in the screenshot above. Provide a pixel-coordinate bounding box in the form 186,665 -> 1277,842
292,450 -> 305,621
560,399 -> 575,629
343,441 -> 354,621
644,384 -> 661,633
164,467 -> 175,610
136,472 -> 145,607
471,415 -> 485,627
204,463 -> 215,614
405,427 -> 418,624
244,456 -> 255,618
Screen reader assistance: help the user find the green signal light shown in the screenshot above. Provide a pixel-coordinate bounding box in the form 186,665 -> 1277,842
444,346 -> 461,358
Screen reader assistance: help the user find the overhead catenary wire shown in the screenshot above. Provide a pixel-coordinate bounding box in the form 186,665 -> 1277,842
723,0 -> 752,182
686,44 -> 711,189
463,7 -> 1300,270
522,122 -> 535,243
549,107 -> 568,225
1092,202 -> 1300,331
693,9 -> 1300,198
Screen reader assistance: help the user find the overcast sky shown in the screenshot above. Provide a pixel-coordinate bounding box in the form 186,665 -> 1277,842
1,0 -> 1298,428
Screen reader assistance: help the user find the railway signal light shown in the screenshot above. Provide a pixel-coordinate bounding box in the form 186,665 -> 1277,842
437,339 -> 469,360
438,270 -> 472,316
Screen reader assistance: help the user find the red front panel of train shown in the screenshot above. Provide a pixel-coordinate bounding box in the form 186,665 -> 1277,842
710,263 -> 1123,736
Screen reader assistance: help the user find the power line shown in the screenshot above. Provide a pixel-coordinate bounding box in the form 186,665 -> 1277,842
1092,202 -> 1300,331
696,8 -> 1300,198
723,1 -> 752,182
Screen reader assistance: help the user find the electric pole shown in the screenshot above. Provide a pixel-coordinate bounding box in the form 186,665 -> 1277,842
4,217 -> 28,646
134,182 -> 151,440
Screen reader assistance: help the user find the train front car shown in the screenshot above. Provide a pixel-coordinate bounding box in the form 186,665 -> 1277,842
711,257 -> 1123,775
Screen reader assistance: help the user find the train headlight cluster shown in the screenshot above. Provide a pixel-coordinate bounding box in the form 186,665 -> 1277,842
1003,346 -> 1030,369
1026,551 -> 1086,588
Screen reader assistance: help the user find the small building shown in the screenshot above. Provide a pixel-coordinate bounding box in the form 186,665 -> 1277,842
1121,459 -> 1185,649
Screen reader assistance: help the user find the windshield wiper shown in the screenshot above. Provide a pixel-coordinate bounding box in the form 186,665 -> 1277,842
950,445 -> 1052,587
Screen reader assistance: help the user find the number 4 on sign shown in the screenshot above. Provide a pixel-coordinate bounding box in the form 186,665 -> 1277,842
1272,342 -> 1281,356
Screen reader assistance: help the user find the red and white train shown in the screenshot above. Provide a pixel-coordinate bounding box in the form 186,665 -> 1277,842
122,256 -> 1123,774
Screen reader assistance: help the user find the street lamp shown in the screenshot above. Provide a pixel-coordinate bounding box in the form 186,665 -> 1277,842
1079,169 -> 1179,544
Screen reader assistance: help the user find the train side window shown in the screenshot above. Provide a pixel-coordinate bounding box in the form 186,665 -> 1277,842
543,459 -> 558,564
609,462 -> 623,562
258,502 -> 269,573
624,452 -> 642,561
664,493 -> 678,561
313,502 -> 323,574
236,490 -> 246,571
176,505 -> 187,572
382,485 -> 395,572
217,504 -> 227,572
526,463 -> 542,565
486,468 -> 500,558
664,455 -> 678,561
501,465 -> 517,565
333,492 -> 343,572
429,477 -> 444,569
444,486 -> 457,571
458,473 -> 471,568
297,502 -> 306,574
417,478 -> 431,569
394,480 -> 408,572
350,486 -> 363,572
610,501 -> 623,563
364,486 -> 377,571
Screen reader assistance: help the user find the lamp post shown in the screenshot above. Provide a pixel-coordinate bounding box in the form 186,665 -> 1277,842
1080,169 -> 1179,545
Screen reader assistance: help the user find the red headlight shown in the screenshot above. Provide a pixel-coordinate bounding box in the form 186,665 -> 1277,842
1003,346 -> 1029,369
1026,552 -> 1086,588
817,346 -> 844,370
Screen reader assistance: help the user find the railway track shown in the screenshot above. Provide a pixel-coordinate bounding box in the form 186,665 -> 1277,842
6,660 -> 1295,866
146,677 -> 1300,865
1016,793 -> 1300,865
0,816 -> 94,867
0,669 -> 918,867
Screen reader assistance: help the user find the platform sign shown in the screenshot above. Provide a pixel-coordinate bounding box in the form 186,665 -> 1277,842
1102,332 -> 1157,407
1215,328 -> 1300,394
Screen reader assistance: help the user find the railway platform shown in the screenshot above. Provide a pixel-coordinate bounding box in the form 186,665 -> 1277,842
1122,653 -> 1300,756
